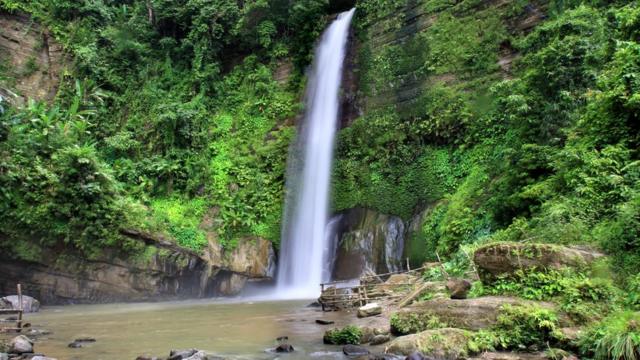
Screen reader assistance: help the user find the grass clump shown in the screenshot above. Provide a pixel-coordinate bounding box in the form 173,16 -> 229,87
323,325 -> 363,345
468,304 -> 564,352
479,268 -> 619,323
579,311 -> 640,360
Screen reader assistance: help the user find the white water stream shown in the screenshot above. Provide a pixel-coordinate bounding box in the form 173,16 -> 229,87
276,9 -> 356,299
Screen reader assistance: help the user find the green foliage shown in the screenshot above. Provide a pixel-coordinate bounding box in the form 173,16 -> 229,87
323,325 -> 363,345
480,268 -> 619,323
150,197 -> 207,251
492,304 -> 564,350
469,305 -> 565,353
627,275 -> 640,311
578,311 -> 640,360
390,312 -> 447,335
0,0 -> 321,256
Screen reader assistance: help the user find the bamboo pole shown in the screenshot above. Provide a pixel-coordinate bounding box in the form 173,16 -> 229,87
17,283 -> 23,332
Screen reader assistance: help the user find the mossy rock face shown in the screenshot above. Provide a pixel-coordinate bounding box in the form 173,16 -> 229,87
391,296 -> 566,333
385,328 -> 470,359
473,243 -> 604,282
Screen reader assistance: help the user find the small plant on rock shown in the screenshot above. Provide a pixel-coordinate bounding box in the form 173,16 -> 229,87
323,325 -> 362,345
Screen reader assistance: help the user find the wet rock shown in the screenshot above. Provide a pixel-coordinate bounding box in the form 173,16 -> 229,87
74,337 -> 96,343
183,351 -> 209,360
316,319 -> 335,325
392,296 -> 563,332
343,344 -> 370,356
67,342 -> 82,348
370,334 -> 391,345
474,243 -> 604,281
307,302 -> 322,308
9,335 -> 33,354
168,349 -> 198,360
368,354 -> 402,360
467,352 -> 550,360
405,352 -> 433,360
446,279 -> 471,300
27,329 -> 51,337
1,296 -> 40,313
358,303 -> 382,318
136,356 -> 160,360
275,344 -> 295,353
374,328 -> 390,336
385,328 -> 469,358
360,327 -> 376,344
276,336 -> 289,343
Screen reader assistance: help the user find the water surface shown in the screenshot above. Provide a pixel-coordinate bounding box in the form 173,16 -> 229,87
21,299 -> 366,359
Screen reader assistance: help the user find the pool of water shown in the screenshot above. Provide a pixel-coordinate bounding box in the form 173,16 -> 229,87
17,298 -> 376,360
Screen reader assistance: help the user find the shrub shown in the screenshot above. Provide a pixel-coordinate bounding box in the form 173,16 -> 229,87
481,268 -> 619,323
323,325 -> 363,345
492,304 -> 564,349
579,311 -> 640,360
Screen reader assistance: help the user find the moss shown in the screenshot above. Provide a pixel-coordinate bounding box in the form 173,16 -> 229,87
391,311 -> 448,335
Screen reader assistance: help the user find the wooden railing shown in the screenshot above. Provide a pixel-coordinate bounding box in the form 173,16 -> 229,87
318,265 -> 429,311
0,284 -> 24,333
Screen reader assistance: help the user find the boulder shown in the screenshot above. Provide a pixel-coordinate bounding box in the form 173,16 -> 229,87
358,303 -> 383,318
169,349 -> 198,360
473,243 -> 604,281
316,319 -> 335,325
467,352 -> 550,360
385,328 -> 469,358
274,344 -> 294,353
446,279 -> 471,300
183,351 -> 209,360
344,344 -> 370,356
1,295 -> 40,313
370,334 -> 391,345
406,352 -> 433,360
9,335 -> 33,354
392,296 -> 562,332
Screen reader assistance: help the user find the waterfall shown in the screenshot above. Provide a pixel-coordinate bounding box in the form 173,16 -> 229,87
276,9 -> 356,299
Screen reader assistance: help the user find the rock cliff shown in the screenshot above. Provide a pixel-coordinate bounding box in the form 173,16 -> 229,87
0,11 -> 65,105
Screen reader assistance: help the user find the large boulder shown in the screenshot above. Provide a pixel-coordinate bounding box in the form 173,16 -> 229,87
474,243 -> 604,281
9,335 -> 33,354
392,296 -> 562,332
446,279 -> 471,300
1,295 -> 40,313
385,328 -> 470,359
358,303 -> 382,318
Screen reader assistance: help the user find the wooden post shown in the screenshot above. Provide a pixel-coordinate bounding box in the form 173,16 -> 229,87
17,283 -> 23,332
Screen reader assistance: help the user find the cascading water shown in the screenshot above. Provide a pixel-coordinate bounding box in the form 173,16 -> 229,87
276,8 -> 356,299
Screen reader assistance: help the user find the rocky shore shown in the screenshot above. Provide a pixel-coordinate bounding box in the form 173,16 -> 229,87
0,242 -> 615,360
